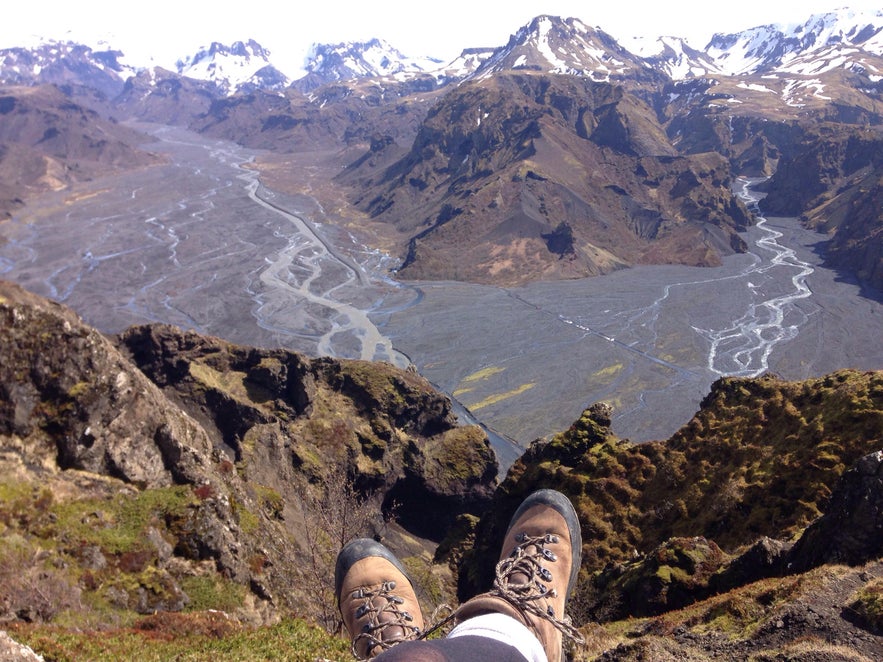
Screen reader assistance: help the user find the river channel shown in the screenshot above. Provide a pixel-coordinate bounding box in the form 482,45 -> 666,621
1,127 -> 881,466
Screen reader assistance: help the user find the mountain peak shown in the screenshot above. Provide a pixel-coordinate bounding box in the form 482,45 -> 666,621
470,15 -> 662,84
705,8 -> 883,76
293,38 -> 441,92
175,38 -> 290,95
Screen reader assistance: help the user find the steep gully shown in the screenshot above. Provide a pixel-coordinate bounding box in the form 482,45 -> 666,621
1,127 -> 880,461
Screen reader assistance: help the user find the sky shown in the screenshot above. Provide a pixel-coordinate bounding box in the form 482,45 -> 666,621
2,0 -> 881,76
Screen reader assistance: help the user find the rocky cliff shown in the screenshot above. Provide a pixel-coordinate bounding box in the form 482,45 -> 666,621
0,279 -> 497,628
455,375 -> 883,658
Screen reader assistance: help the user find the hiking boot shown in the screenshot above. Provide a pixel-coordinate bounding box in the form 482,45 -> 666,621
454,489 -> 584,662
335,538 -> 425,660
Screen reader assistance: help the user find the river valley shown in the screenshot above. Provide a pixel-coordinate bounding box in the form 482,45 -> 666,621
2,127 -> 881,466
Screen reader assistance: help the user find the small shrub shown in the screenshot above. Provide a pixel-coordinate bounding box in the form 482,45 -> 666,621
848,578 -> 883,632
0,534 -> 82,622
193,484 -> 215,500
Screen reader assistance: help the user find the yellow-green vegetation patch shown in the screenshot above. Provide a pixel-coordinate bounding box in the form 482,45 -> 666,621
591,363 -> 624,380
11,616 -> 350,662
189,361 -> 248,399
848,577 -> 883,632
461,366 -> 506,383
232,496 -> 260,535
468,383 -> 536,411
425,426 -> 494,487
180,575 -> 249,612
48,486 -> 196,554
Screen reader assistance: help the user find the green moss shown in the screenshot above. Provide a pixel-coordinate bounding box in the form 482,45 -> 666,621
48,486 -> 196,555
848,578 -> 883,632
254,485 -> 284,520
231,497 -> 260,535
180,575 -> 249,612
467,369 -> 883,618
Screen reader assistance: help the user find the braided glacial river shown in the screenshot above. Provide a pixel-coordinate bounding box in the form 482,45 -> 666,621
1,127 -> 881,464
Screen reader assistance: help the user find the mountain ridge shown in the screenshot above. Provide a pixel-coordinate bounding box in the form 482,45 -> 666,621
2,9 -> 881,95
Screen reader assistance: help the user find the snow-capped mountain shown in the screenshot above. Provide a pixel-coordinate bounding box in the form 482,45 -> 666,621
429,47 -> 496,84
705,8 -> 883,76
175,39 -> 291,95
1,8 -> 881,100
469,15 -> 662,84
0,40 -> 135,99
293,39 -> 441,92
626,36 -> 725,79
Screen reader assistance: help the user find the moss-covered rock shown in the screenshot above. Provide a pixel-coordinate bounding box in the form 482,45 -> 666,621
593,537 -> 729,619
461,370 -> 883,619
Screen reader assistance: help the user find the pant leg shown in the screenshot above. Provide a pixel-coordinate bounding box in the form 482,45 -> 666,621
373,635 -> 529,662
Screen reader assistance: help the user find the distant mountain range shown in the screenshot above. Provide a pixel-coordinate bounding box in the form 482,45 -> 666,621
1,8 -> 881,290
1,9 -> 881,96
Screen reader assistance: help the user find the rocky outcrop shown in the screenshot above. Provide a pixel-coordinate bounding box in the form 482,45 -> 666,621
592,536 -> 729,620
116,323 -> 499,537
788,450 -> 883,571
0,281 -> 214,487
458,371 -> 883,616
0,631 -> 43,661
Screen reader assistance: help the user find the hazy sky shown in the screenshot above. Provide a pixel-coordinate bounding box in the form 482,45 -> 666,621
2,0 -> 881,74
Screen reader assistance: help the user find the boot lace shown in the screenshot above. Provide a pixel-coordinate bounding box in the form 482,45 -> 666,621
492,532 -> 586,645
350,580 -> 421,660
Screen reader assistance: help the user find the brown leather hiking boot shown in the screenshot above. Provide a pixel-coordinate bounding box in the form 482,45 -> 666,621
454,489 -> 584,662
335,538 -> 425,660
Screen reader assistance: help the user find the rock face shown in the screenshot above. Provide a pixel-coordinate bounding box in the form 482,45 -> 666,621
758,128 -> 883,292
807,167 -> 883,292
788,450 -> 883,570
0,281 -> 214,487
116,323 -> 499,538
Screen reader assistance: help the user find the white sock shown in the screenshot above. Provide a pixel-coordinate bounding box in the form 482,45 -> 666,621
447,612 -> 548,662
